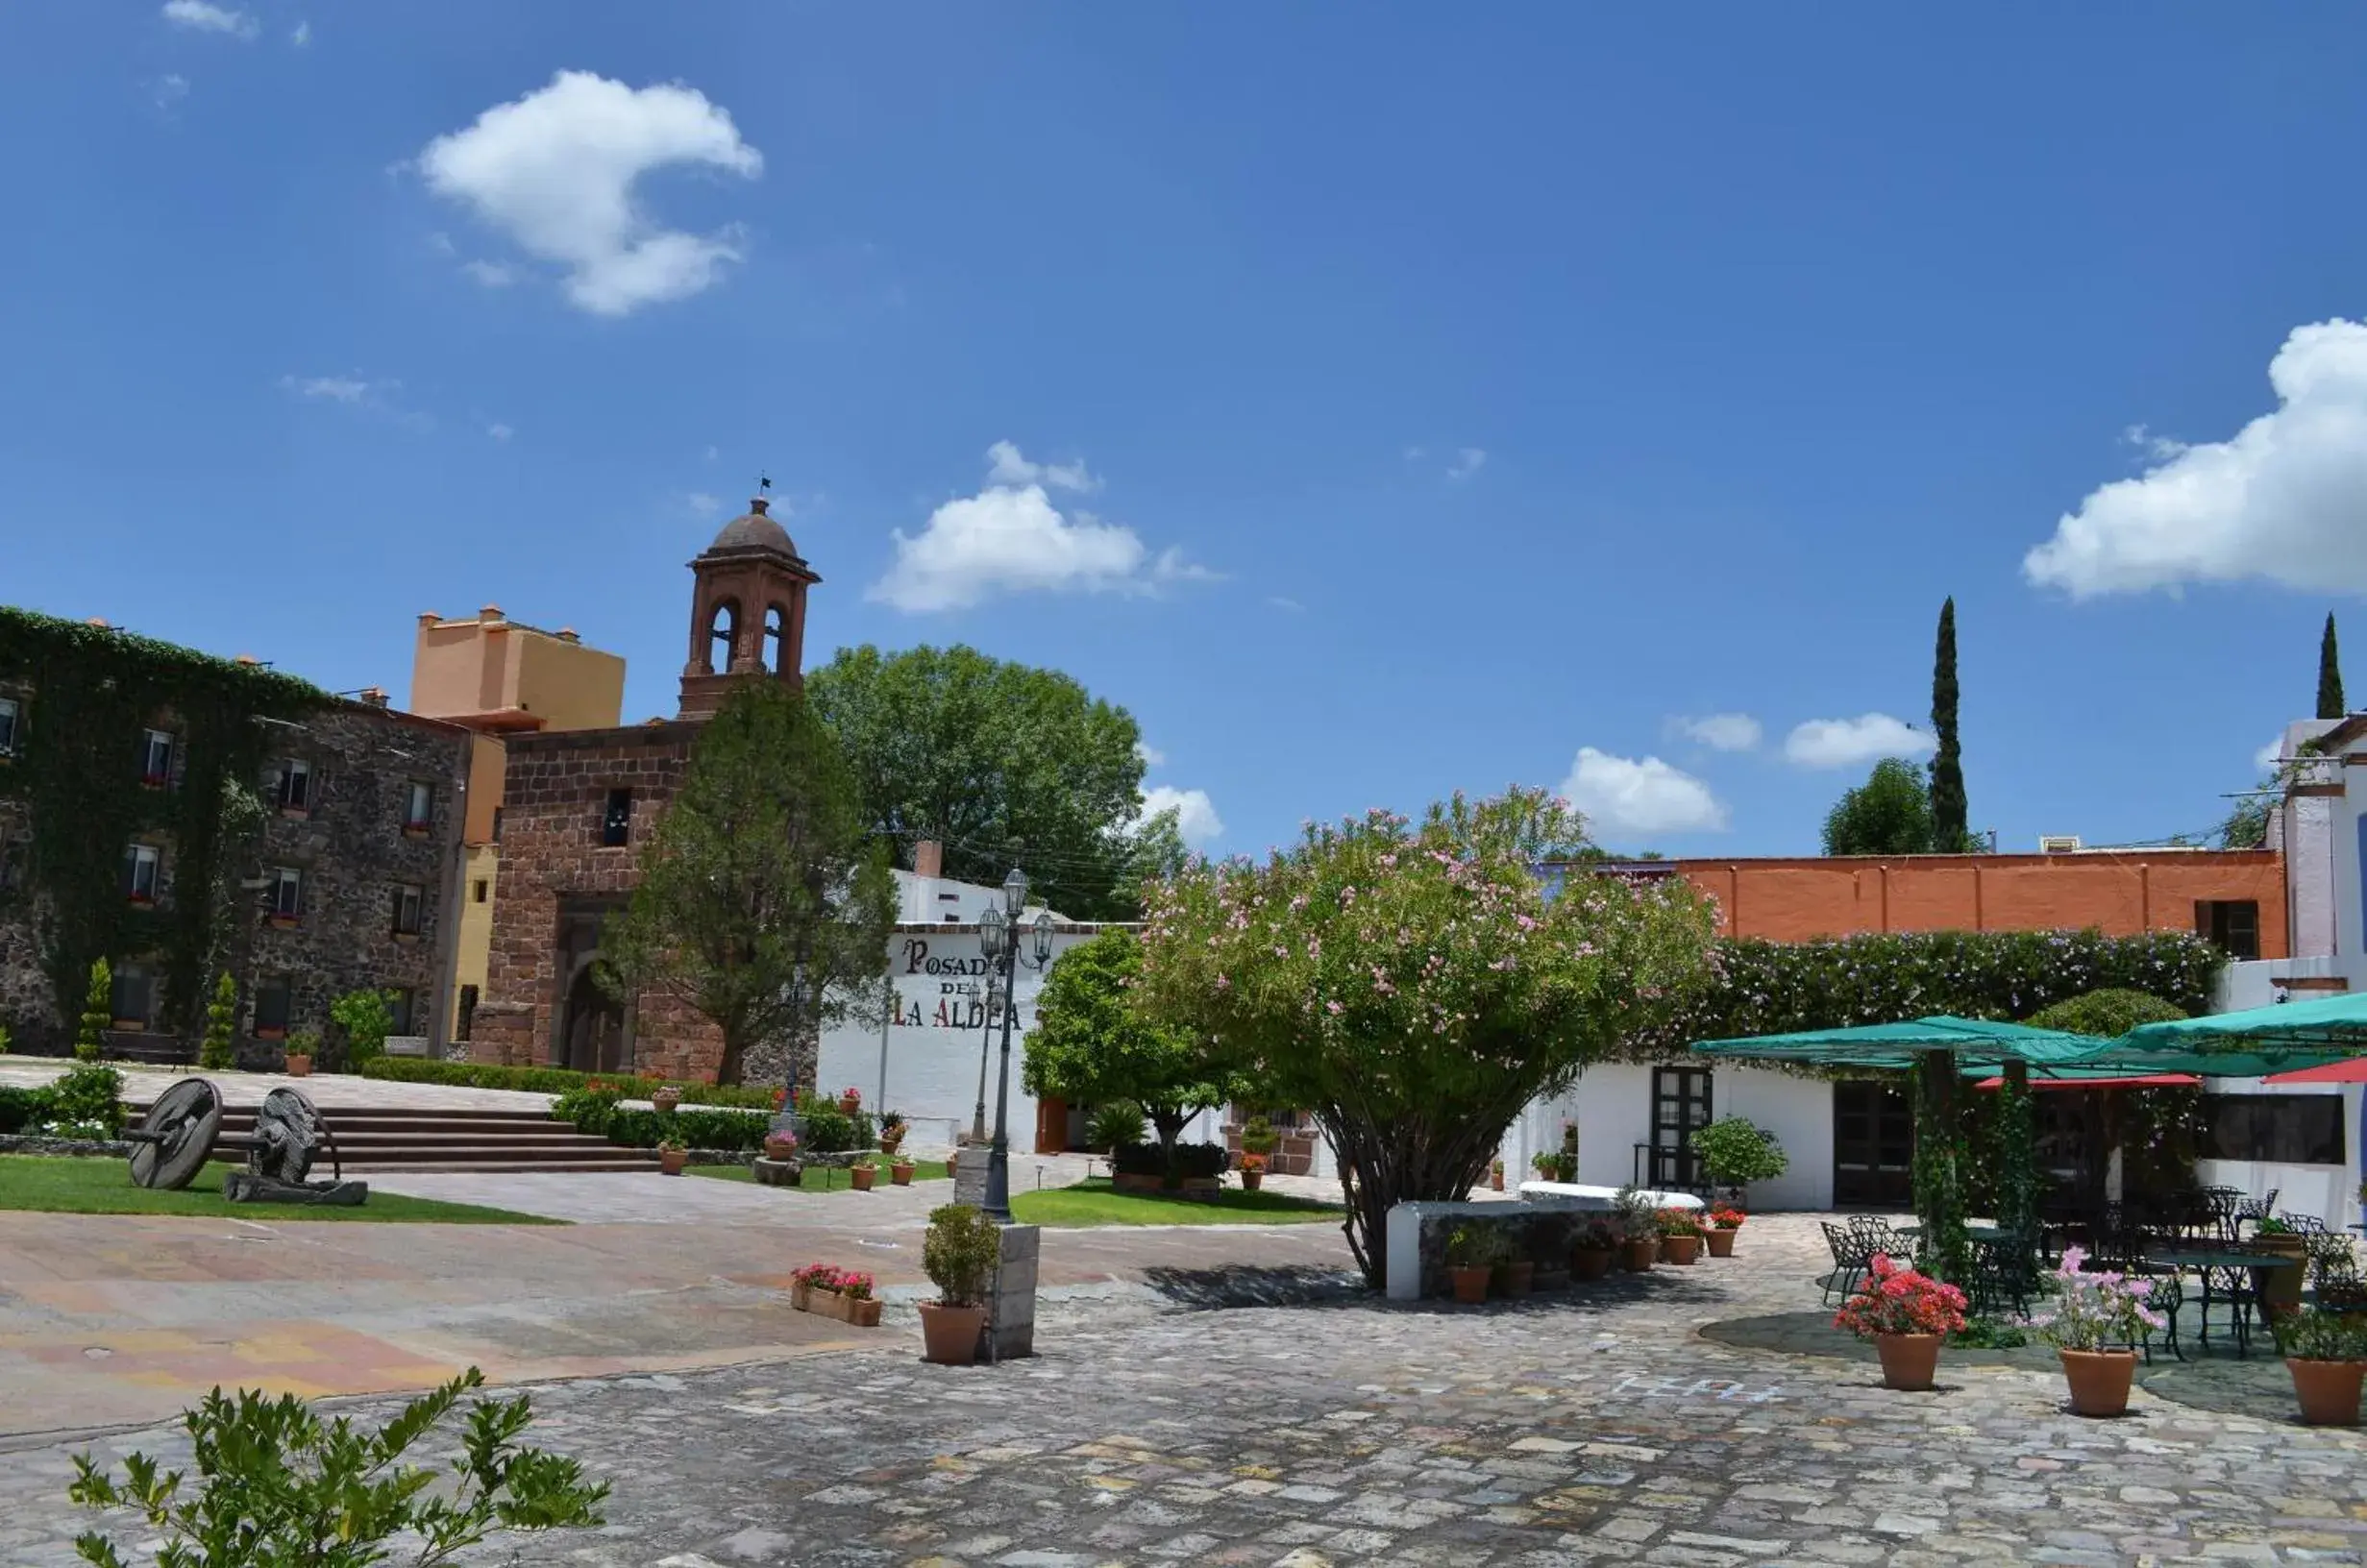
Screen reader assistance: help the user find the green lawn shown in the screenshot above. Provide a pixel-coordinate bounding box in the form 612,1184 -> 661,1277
686,1159 -> 952,1191
0,1157 -> 562,1224
1010,1177 -> 1342,1228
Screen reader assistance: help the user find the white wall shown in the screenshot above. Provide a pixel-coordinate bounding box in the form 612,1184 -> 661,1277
2192,1077 -> 2361,1234
1508,1063 -> 1834,1212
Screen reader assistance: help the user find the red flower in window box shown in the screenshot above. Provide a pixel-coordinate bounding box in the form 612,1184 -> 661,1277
127,894 -> 155,908
266,914 -> 299,930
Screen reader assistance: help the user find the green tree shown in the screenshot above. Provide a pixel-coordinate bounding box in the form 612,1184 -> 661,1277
1821,758 -> 1936,856
197,972 -> 235,1071
805,645 -> 1163,919
1023,929 -> 1239,1180
1134,788 -> 1715,1286
2321,612 -> 2346,720
329,988 -> 397,1070
1929,597 -> 1971,850
599,683 -> 896,1087
75,958 -> 111,1062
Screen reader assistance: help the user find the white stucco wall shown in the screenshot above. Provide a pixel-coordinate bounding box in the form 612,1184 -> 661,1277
1507,1062 -> 1835,1212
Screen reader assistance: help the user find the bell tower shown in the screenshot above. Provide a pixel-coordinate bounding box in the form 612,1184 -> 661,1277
678,494 -> 822,719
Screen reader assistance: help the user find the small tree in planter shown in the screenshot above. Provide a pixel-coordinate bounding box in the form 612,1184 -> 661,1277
1444,1224 -> 1505,1304
197,973 -> 237,1071
2273,1305 -> 2367,1426
1689,1115 -> 1788,1208
2032,1247 -> 2166,1417
1086,1100 -> 1147,1160
283,1030 -> 319,1078
1834,1253 -> 1967,1390
921,1203 -> 1001,1365
76,958 -> 111,1062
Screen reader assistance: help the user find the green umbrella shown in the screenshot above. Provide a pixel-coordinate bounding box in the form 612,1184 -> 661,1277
1689,1014 -> 2110,1070
2076,991 -> 2367,1078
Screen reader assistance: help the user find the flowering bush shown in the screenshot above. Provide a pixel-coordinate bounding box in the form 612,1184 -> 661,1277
1710,1207 -> 1747,1230
2032,1247 -> 2166,1351
1239,1152 -> 1268,1174
791,1262 -> 875,1299
1134,788 -> 1716,1287
1655,1207 -> 1707,1238
1834,1254 -> 1969,1339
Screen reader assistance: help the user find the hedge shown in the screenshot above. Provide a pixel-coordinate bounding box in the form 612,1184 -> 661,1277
360,1056 -> 779,1109
1616,928 -> 2224,1061
549,1087 -> 774,1152
1112,1140 -> 1228,1180
0,1085 -> 55,1134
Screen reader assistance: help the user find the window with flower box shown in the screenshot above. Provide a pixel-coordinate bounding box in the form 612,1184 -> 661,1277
139,727 -> 175,788
390,882 -> 424,939
267,866 -> 303,922
123,843 -> 160,904
403,781 -> 433,835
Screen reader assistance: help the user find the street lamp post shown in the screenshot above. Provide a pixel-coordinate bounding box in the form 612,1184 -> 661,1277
978,866 -> 1056,1224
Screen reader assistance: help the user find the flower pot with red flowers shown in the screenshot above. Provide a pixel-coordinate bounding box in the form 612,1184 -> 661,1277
1613,1186 -> 1659,1270
1656,1209 -> 1705,1265
1833,1253 -> 1967,1391
1238,1152 -> 1268,1192
851,1156 -> 879,1192
1706,1207 -> 1745,1258
657,1139 -> 688,1177
1445,1224 -> 1503,1304
789,1262 -> 832,1311
2035,1247 -> 2162,1417
839,1086 -> 864,1116
921,1203 -> 999,1365
878,1110 -> 907,1155
2273,1306 -> 2367,1426
651,1086 -> 682,1115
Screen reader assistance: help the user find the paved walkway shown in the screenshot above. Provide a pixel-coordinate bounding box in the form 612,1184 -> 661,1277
9,1214 -> 2366,1564
0,1061 -> 563,1113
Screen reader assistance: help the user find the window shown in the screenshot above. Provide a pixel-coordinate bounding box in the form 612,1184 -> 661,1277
140,728 -> 174,787
2196,900 -> 2260,961
268,866 -> 303,920
276,758 -> 311,812
253,979 -> 291,1039
764,604 -> 788,673
490,806 -> 504,844
456,984 -> 479,1041
390,883 -> 424,938
0,695 -> 18,757
601,788 -> 633,847
707,600 -> 739,672
472,879 -> 489,904
123,843 -> 160,903
404,781 -> 434,833
2205,1093 -> 2346,1164
110,963 -> 152,1028
385,986 -> 416,1037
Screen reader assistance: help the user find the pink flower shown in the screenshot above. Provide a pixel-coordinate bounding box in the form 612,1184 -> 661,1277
1325,1000 -> 1344,1016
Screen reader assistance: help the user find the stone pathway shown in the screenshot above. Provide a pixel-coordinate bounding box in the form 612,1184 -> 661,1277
0,1060 -> 562,1114
9,1213 -> 2364,1564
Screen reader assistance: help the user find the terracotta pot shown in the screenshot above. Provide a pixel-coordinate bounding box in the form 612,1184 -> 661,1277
890,1161 -> 916,1187
1572,1247 -> 1614,1282
2288,1359 -> 2367,1426
1490,1168 -> 1504,1192
1240,1169 -> 1264,1192
1706,1229 -> 1738,1259
1449,1265 -> 1491,1304
658,1148 -> 688,1176
1662,1235 -> 1702,1265
848,1296 -> 882,1328
2256,1236 -> 2309,1316
880,1129 -> 905,1155
1494,1260 -> 1535,1299
851,1164 -> 877,1191
1621,1237 -> 1660,1273
920,1301 -> 985,1365
1875,1332 -> 1942,1391
2059,1348 -> 2138,1417
840,1093 -> 862,1115
284,1054 -> 312,1078
652,1089 -> 681,1114
763,1136 -> 800,1162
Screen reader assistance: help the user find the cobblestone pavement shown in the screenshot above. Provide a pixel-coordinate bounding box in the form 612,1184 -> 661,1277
12,1213 -> 2366,1566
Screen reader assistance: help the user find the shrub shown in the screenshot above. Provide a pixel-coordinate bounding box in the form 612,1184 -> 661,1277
328,988 -> 398,1071
1834,1254 -> 1968,1339
2274,1304 -> 2367,1362
358,1056 -> 778,1108
1086,1100 -> 1147,1155
1445,1224 -> 1508,1269
1110,1139 -> 1227,1182
197,973 -> 235,1071
76,958 -> 111,1062
1689,1116 -> 1789,1187
69,1367 -> 605,1567
795,1095 -> 874,1154
2031,1247 -> 2167,1351
925,1203 -> 1001,1308
0,1085 -> 54,1132
48,1062 -> 125,1137
1240,1115 -> 1279,1156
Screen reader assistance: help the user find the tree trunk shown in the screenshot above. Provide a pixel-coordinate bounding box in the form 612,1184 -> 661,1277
1321,1109 -> 1506,1290
715,1025 -> 751,1088
1151,1106 -> 1187,1188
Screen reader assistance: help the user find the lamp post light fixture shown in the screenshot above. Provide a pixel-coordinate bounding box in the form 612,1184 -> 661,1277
978,865 -> 1056,1223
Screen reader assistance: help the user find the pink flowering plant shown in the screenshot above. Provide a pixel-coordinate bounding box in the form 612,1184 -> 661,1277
2030,1247 -> 2166,1352
1132,787 -> 1715,1286
1834,1254 -> 1969,1339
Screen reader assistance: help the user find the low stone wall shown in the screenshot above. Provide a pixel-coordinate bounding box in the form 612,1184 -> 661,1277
1382,1188 -> 1704,1301
0,1135 -> 130,1159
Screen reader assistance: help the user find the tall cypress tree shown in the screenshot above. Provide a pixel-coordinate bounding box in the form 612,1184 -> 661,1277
1929,597 -> 1967,852
2319,612 -> 2346,720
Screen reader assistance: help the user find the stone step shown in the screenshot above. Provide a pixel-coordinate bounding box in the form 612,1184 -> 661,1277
336,1160 -> 670,1175
121,1098 -> 670,1173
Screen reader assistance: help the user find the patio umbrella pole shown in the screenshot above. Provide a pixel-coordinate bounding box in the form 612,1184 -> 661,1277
1912,1049 -> 1970,1286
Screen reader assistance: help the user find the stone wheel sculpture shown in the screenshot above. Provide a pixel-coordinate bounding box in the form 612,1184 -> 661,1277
126,1077 -> 224,1190
252,1087 -> 342,1186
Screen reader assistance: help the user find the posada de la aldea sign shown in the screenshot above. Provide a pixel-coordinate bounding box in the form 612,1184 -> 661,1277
885,933 -> 1076,1031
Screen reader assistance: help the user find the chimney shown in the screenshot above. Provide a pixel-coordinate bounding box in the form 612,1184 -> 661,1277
85,617 -> 110,629
479,604 -> 504,623
555,626 -> 580,644
418,611 -> 440,626
913,840 -> 944,879
234,654 -> 260,667
358,686 -> 391,709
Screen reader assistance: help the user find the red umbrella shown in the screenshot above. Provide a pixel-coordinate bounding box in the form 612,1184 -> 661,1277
2263,1056 -> 2367,1085
1970,1073 -> 2199,1090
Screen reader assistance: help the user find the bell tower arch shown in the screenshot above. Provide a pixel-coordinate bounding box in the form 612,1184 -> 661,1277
678,494 -> 822,719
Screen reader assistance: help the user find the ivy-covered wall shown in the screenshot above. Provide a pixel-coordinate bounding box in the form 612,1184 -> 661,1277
0,607 -> 326,1040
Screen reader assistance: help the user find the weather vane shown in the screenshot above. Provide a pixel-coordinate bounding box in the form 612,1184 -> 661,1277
758,474 -> 772,494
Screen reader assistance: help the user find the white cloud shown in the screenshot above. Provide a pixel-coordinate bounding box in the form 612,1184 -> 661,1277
417,70 -> 762,317
1402,445 -> 1427,461
685,491 -> 722,517
703,445 -> 719,462
2256,737 -> 2285,772
1446,447 -> 1488,480
2027,320 -> 2367,597
281,374 -> 371,403
1267,595 -> 1305,612
161,0 -> 256,37
486,422 -> 513,442
867,446 -> 1212,613
1134,742 -> 1167,768
290,18 -> 309,45
1141,785 -> 1224,846
151,73 -> 190,110
1784,713 -> 1935,769
460,259 -> 516,288
1674,713 -> 1762,752
985,440 -> 1097,494
1559,748 -> 1728,837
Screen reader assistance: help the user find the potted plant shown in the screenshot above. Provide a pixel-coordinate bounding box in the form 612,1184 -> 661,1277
1689,1115 -> 1788,1209
879,1110 -> 907,1155
2253,1215 -> 2310,1317
1241,1114 -> 1279,1169
1571,1217 -> 1618,1281
1489,1157 -> 1504,1192
833,1269 -> 883,1328
1530,1151 -> 1562,1184
762,1128 -> 801,1163
2033,1246 -> 2165,1417
1238,1151 -> 1268,1192
789,1261 -> 833,1311
889,1155 -> 918,1186
851,1154 -> 880,1192
2274,1305 -> 2367,1426
283,1031 -> 317,1078
1705,1207 -> 1746,1259
1656,1208 -> 1705,1265
920,1203 -> 999,1365
1614,1186 -> 1660,1271
1834,1253 -> 1968,1391
839,1085 -> 864,1116
651,1084 -> 682,1115
657,1138 -> 688,1177
1445,1225 -> 1501,1304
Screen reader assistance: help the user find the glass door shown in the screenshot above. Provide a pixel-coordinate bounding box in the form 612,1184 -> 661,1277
1650,1066 -> 1714,1191
1832,1079 -> 1913,1208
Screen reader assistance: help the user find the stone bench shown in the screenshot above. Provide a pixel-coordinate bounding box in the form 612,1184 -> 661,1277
1385,1188 -> 1706,1301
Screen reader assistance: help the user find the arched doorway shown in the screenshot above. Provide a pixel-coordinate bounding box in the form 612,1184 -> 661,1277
560,963 -> 628,1073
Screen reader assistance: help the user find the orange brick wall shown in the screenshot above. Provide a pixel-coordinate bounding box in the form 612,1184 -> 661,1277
1671,851 -> 2286,956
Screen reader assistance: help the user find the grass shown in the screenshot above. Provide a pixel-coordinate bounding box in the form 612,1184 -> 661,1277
1009,1177 -> 1343,1229
0,1156 -> 563,1224
686,1158 -> 953,1191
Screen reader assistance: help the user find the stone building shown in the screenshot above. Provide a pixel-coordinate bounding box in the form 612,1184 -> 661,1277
0,612 -> 471,1061
468,496 -> 820,1083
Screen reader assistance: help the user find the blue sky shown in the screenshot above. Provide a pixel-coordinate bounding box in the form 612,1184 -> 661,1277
8,6 -> 2367,861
